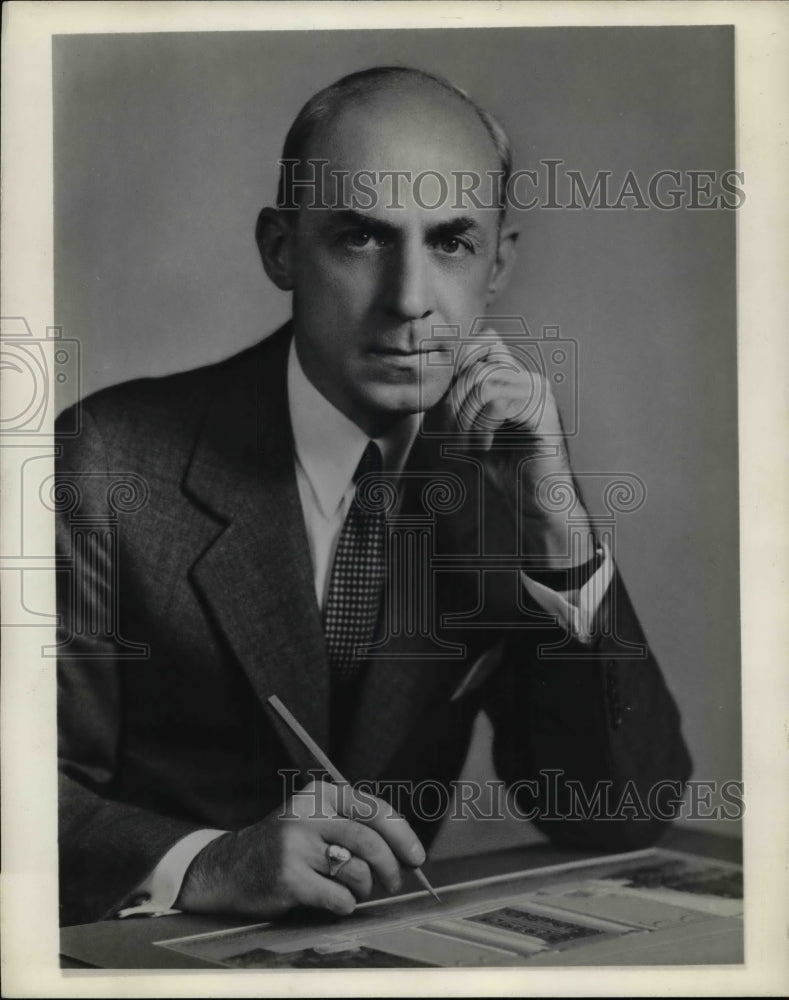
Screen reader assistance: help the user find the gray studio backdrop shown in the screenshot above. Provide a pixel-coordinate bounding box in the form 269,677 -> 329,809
53,27 -> 740,849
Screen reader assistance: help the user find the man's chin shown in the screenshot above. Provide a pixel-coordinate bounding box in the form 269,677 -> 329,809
363,382 -> 449,420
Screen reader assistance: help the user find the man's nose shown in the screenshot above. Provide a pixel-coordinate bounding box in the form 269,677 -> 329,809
382,243 -> 435,322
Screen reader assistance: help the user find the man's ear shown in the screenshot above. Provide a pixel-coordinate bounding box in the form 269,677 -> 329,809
255,207 -> 295,291
486,223 -> 520,305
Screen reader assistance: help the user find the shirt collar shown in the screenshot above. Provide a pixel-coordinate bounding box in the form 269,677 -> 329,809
287,338 -> 420,519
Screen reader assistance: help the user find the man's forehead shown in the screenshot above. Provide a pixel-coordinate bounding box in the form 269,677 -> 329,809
304,84 -> 500,178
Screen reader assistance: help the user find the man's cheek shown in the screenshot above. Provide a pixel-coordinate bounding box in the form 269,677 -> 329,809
439,290 -> 491,335
418,365 -> 455,410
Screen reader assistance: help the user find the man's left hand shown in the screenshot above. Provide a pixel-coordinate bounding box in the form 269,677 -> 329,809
424,327 -> 595,567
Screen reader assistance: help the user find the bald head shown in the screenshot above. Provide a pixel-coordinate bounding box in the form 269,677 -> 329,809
276,67 -> 511,215
256,66 -> 520,436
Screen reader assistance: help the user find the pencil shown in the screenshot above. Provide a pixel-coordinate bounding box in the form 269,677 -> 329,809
268,694 -> 442,903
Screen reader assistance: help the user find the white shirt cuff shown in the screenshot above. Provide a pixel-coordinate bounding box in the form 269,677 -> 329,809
116,828 -> 227,918
520,541 -> 614,643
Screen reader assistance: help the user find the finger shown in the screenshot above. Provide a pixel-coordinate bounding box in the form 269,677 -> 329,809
443,365 -> 488,451
454,326 -> 501,375
339,786 -> 427,871
298,867 -> 357,916
423,336 -> 512,439
312,841 -> 373,901
318,817 -> 403,894
453,341 -> 522,401
454,372 -> 492,440
333,857 -> 373,901
468,324 -> 499,342
455,327 -> 526,383
451,342 -> 500,395
455,375 -> 527,449
287,779 -> 339,822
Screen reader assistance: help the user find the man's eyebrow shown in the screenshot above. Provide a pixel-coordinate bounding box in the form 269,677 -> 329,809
322,209 -> 398,234
322,210 -> 485,238
425,217 -> 484,241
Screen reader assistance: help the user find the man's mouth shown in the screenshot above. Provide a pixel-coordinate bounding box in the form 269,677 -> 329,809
371,346 -> 449,357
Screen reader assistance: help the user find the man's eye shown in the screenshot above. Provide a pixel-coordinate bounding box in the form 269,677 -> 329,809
342,230 -> 387,250
347,231 -> 373,248
437,237 -> 471,255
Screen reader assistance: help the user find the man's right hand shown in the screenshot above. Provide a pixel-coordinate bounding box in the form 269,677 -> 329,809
174,779 -> 427,919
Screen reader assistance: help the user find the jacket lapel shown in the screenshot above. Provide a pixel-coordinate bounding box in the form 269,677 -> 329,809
183,326 -> 330,776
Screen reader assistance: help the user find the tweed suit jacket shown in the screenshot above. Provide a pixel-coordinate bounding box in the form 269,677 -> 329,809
56,323 -> 692,926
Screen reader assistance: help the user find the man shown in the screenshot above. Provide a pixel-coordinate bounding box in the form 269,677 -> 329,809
57,67 -> 691,927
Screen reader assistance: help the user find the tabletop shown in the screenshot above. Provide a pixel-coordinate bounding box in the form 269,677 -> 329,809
59,825 -> 741,970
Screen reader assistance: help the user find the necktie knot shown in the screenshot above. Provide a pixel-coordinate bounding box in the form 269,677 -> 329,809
353,440 -> 383,483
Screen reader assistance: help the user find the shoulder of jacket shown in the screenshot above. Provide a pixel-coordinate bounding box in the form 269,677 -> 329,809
54,326 -> 291,475
57,328 -> 288,439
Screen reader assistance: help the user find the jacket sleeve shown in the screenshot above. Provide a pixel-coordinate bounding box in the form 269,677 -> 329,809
483,567 -> 693,851
56,405 -> 202,926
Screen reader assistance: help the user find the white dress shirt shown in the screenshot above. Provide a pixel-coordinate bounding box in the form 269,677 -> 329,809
287,340 -> 421,610
118,337 -> 613,917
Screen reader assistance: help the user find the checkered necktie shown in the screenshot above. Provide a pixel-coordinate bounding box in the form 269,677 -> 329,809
324,441 -> 387,683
